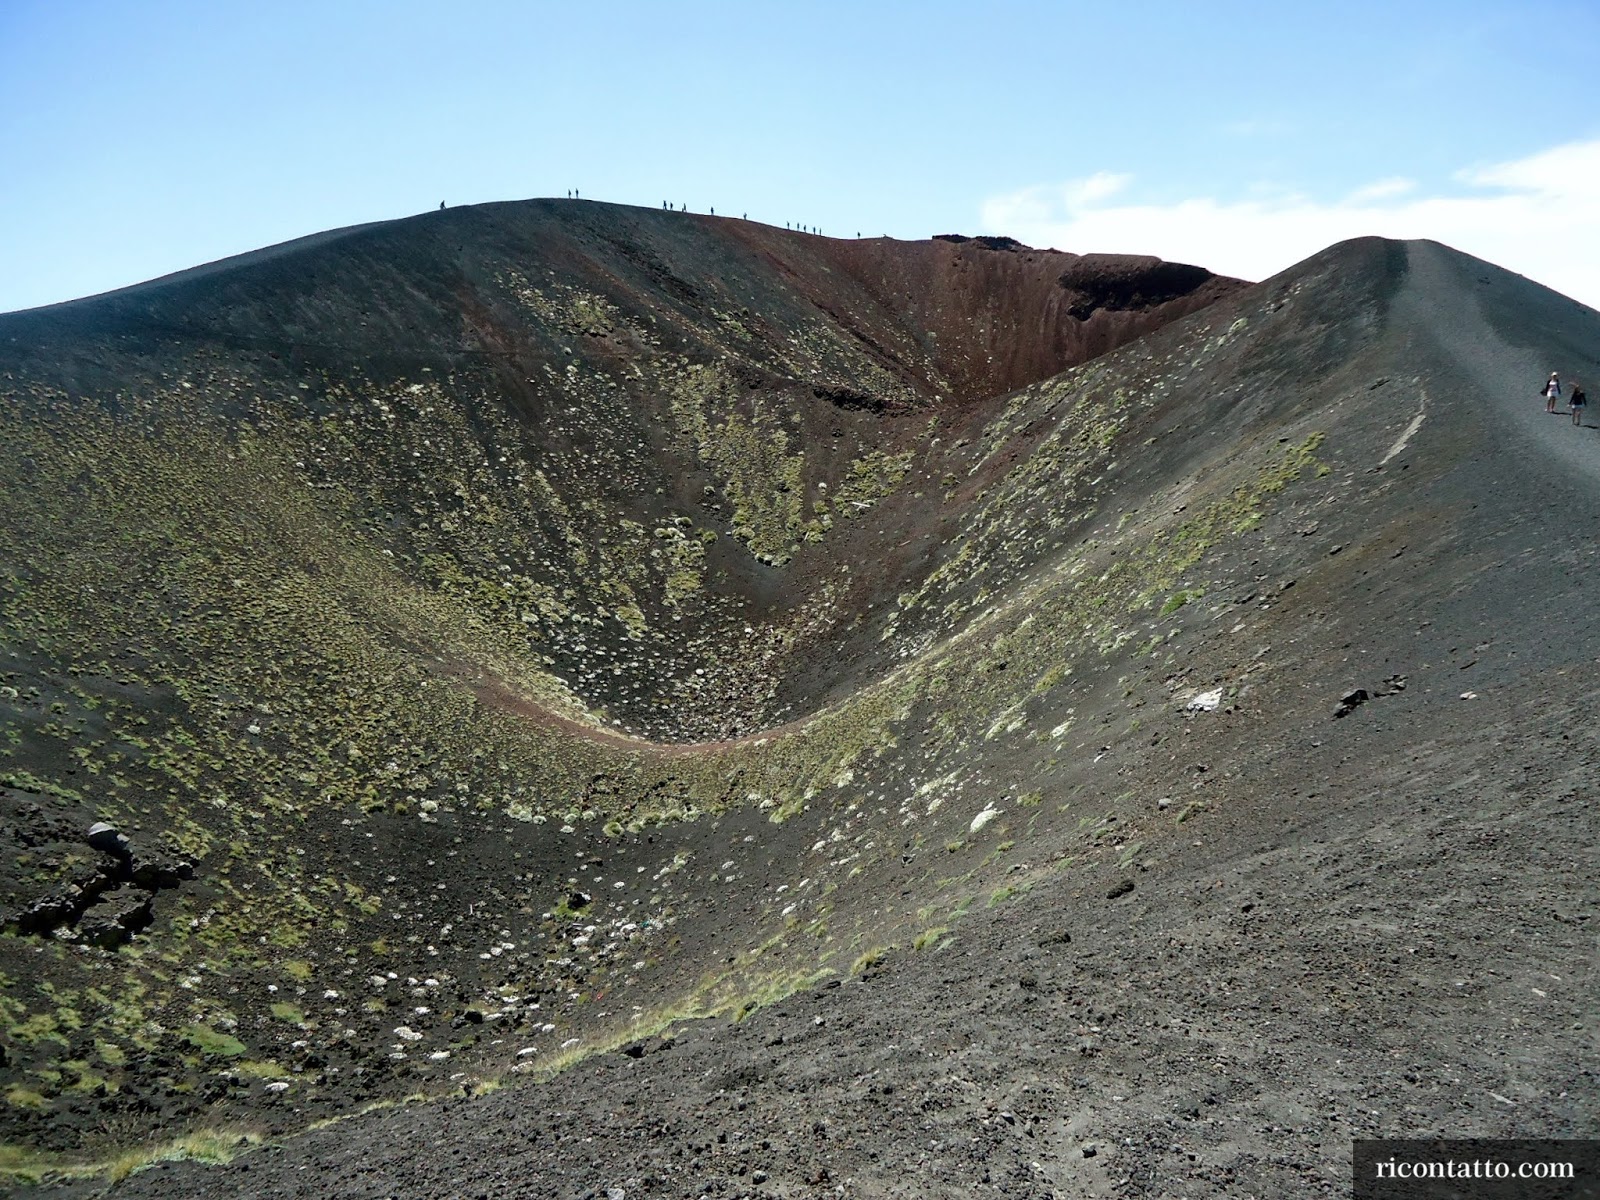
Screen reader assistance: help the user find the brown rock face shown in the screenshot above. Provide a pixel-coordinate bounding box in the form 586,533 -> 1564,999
720,223 -> 1242,405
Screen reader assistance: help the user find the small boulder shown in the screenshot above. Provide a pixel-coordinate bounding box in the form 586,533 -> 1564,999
1333,688 -> 1369,719
130,852 -> 195,890
77,885 -> 154,949
86,822 -> 132,861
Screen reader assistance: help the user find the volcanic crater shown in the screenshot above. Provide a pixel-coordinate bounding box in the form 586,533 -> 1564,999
0,201 -> 1596,1198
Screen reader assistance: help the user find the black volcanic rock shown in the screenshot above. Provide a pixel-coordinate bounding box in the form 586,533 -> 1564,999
76,885 -> 154,948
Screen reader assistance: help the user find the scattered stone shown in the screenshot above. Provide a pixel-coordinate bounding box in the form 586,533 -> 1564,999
1107,880 -> 1135,900
1186,689 -> 1223,712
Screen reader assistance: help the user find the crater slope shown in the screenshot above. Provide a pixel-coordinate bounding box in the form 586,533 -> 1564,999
1,200 -> 1236,747
1,207 -> 1597,1197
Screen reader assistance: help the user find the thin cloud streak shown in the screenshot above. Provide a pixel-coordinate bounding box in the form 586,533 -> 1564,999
981,139 -> 1600,309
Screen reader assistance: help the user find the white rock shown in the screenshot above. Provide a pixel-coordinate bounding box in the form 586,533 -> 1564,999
970,806 -> 1002,834
1186,688 -> 1223,712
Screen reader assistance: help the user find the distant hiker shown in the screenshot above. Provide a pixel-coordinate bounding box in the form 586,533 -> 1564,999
1572,381 -> 1587,426
575,189 -> 580,199
1545,372 -> 1562,413
439,201 -> 445,210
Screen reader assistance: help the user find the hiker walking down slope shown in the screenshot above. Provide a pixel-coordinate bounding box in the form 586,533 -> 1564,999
1572,380 -> 1587,426
1545,372 -> 1562,413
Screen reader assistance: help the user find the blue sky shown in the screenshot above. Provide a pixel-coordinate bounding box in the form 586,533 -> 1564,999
3,0 -> 1598,312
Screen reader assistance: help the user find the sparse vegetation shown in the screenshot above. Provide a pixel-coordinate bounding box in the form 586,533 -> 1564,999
850,947 -> 888,976
1160,588 -> 1204,615
181,1026 -> 246,1059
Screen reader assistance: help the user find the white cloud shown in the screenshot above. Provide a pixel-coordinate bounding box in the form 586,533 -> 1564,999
980,138 -> 1600,310
1065,171 -> 1132,207
1346,177 -> 1416,203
